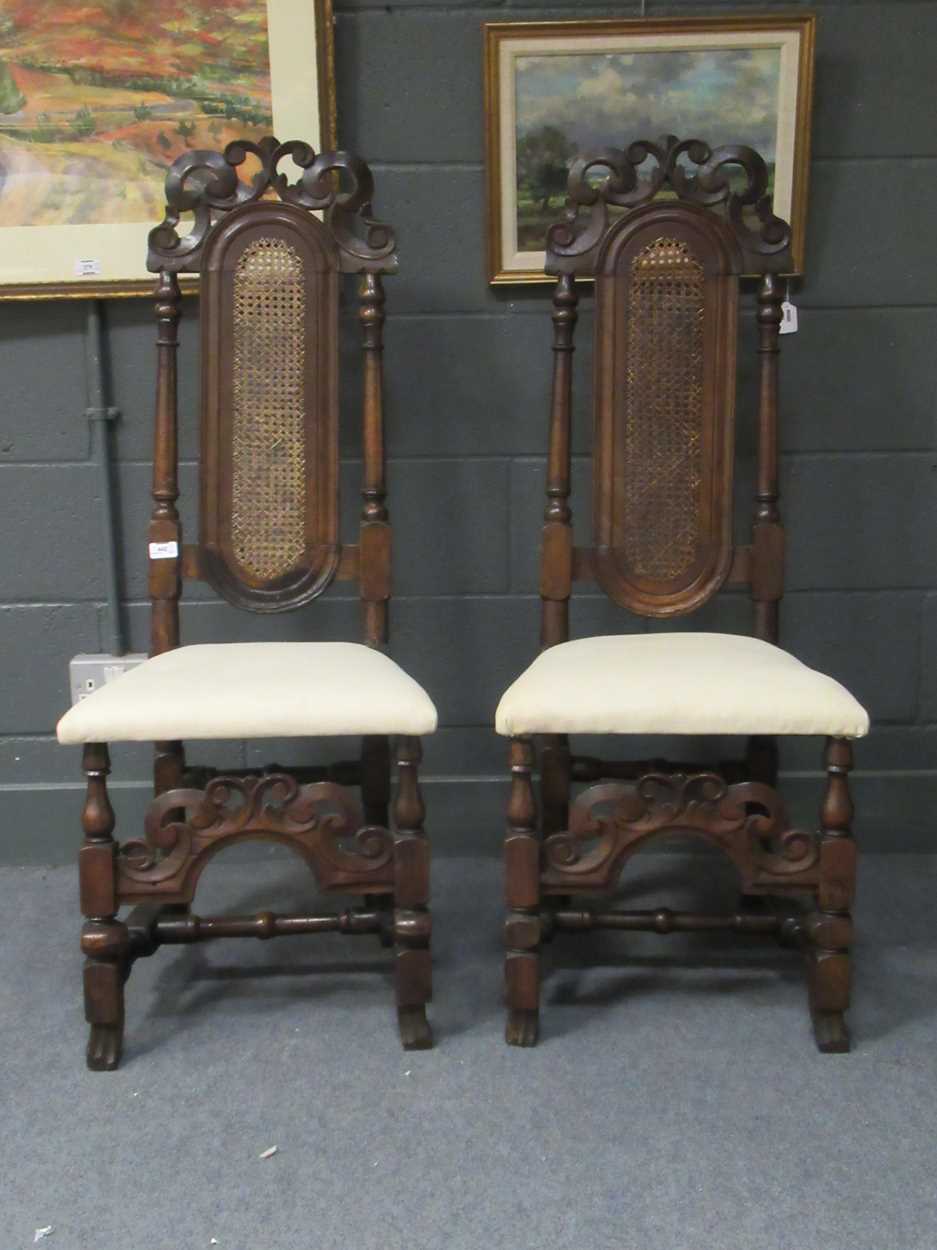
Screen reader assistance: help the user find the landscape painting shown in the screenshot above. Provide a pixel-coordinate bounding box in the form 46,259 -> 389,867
0,0 -> 333,296
515,48 -> 781,252
485,17 -> 815,282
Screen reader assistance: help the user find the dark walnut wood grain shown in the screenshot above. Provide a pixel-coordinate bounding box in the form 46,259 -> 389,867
72,138 -> 432,1069
505,136 -> 856,1053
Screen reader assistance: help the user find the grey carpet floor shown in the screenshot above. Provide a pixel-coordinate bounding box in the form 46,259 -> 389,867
2,852 -> 936,1250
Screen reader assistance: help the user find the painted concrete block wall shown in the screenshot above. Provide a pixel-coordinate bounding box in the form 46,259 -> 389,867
0,0 -> 935,861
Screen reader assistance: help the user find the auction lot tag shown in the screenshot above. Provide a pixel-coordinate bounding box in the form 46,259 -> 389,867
149,541 -> 179,560
780,300 -> 798,335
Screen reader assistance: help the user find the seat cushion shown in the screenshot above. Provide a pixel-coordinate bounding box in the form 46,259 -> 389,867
495,633 -> 869,739
57,643 -> 437,744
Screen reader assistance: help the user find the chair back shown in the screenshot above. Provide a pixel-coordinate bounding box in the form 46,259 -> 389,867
540,136 -> 792,643
145,138 -> 396,652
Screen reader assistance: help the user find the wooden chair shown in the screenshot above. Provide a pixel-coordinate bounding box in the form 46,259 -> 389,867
57,138 -> 436,1069
496,136 -> 869,1053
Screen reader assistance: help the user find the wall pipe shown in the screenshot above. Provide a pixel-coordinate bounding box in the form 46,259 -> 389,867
84,300 -> 124,656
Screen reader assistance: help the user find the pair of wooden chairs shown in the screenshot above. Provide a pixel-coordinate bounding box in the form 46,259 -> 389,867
56,136 -> 868,1070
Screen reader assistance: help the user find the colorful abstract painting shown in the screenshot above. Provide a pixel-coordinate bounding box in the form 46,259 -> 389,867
0,1 -> 272,227
0,0 -> 330,295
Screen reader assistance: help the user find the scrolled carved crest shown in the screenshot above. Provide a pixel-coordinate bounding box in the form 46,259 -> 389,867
542,773 -> 818,893
117,774 -> 394,901
147,136 -> 396,274
546,134 -> 792,274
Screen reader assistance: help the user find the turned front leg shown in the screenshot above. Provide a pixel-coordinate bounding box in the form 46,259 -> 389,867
808,737 -> 856,1053
505,736 -> 541,1046
79,743 -> 129,1071
393,736 -> 432,1049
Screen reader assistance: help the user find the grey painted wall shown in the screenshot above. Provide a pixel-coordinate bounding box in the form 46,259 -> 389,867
1,0 -> 935,863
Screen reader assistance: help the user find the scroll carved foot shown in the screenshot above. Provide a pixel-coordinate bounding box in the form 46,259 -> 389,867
812,1009 -> 850,1054
82,921 -> 128,1073
398,1005 -> 432,1050
506,1008 -> 539,1047
87,1022 -> 123,1071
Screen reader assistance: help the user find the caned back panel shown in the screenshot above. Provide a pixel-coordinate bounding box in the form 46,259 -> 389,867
593,203 -> 739,618
199,200 -> 340,612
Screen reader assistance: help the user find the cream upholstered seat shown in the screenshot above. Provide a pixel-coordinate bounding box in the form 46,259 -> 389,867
495,632 -> 869,739
57,642 -> 438,745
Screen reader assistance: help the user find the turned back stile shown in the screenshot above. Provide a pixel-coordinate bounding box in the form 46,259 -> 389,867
145,137 -> 398,659
540,136 -> 792,645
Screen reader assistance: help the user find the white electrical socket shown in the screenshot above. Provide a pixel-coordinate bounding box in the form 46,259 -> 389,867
69,653 -> 147,706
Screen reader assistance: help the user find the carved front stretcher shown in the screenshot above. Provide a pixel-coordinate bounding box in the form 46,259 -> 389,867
117,776 -> 395,904
540,774 -> 820,895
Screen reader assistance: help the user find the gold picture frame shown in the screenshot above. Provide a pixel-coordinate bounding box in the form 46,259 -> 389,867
484,14 -> 815,284
0,0 -> 337,301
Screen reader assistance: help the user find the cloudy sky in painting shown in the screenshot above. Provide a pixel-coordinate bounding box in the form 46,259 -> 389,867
515,47 -> 781,161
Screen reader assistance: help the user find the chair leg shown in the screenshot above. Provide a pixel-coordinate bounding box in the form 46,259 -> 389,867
745,734 -> 779,787
361,734 -> 391,826
505,736 -> 541,1046
154,739 -> 185,795
79,744 -> 129,1071
393,737 -> 433,1050
540,733 -> 570,836
540,735 -> 572,908
83,925 -> 129,1071
153,744 -> 191,917
807,737 -> 856,1053
738,735 -> 779,911
362,735 -> 394,947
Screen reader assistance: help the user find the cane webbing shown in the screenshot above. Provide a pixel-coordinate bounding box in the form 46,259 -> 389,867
620,236 -> 705,581
231,236 -> 307,581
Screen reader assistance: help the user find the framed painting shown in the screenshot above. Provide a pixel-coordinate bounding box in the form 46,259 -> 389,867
484,15 -> 815,283
0,0 -> 336,299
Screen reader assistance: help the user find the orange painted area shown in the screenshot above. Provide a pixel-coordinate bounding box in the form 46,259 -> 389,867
7,64 -> 174,121
0,0 -> 274,228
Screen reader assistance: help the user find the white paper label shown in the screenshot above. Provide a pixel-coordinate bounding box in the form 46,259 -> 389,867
149,541 -> 178,560
780,300 -> 798,335
75,258 -> 102,277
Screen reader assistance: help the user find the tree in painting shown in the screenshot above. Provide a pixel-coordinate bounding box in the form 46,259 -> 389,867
0,0 -> 273,227
0,59 -> 24,115
516,123 -> 575,213
514,47 -> 781,251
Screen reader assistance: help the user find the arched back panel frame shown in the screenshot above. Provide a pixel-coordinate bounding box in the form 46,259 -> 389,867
539,136 -> 793,640
144,138 -> 397,669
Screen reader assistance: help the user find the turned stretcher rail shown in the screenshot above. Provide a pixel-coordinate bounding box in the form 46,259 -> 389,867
547,907 -> 800,937
131,908 -> 386,949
